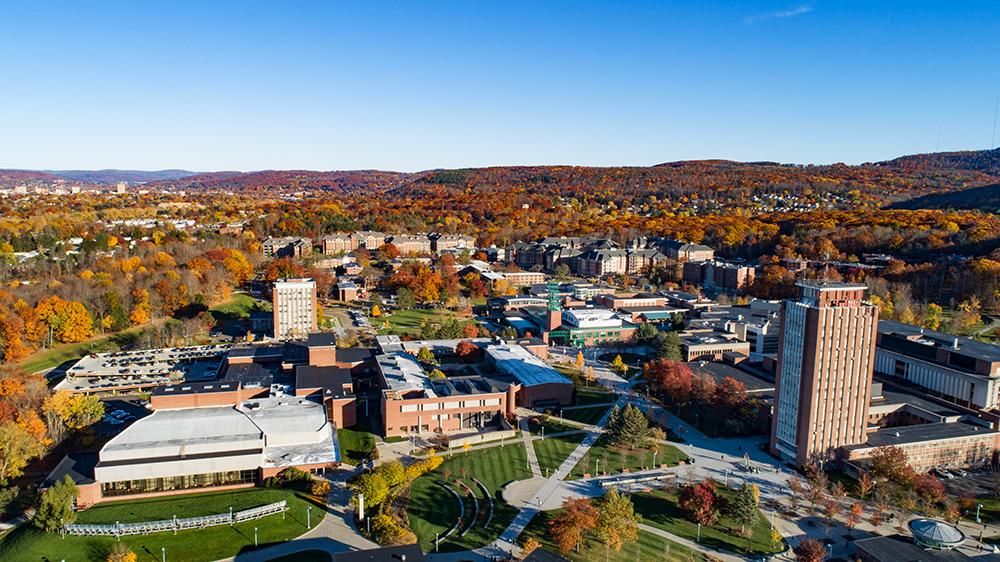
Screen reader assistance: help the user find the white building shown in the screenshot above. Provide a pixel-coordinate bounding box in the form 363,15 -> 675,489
273,278 -> 317,339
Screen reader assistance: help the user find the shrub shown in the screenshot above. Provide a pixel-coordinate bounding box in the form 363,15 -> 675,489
107,543 -> 137,562
311,480 -> 331,498
371,513 -> 417,545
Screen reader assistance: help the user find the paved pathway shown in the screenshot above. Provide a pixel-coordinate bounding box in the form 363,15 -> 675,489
231,471 -> 377,562
520,418 -> 542,477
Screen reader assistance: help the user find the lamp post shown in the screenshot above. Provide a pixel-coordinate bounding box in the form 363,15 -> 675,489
696,523 -> 701,543
977,503 -> 983,524
308,506 -> 312,529
436,532 -> 440,552
652,450 -> 658,468
596,458 -> 600,476
254,526 -> 258,547
161,547 -> 166,562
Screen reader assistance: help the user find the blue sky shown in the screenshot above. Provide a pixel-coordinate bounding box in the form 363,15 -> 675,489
1,1 -> 998,171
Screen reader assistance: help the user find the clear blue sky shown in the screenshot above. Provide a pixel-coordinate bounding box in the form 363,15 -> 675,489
2,1 -> 999,171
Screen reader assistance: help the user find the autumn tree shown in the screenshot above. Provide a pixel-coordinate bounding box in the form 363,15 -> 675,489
107,543 -> 138,562
793,538 -> 826,562
870,445 -> 915,486
0,421 -> 45,483
43,391 -> 104,441
594,488 -> 639,553
35,295 -> 94,343
679,479 -> 719,525
548,498 -> 599,554
644,359 -> 693,405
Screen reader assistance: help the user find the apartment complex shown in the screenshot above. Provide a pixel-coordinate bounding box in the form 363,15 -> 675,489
272,278 -> 318,339
321,231 -> 387,254
682,260 -> 756,293
387,234 -> 432,255
770,281 -> 880,465
874,320 -> 1000,410
261,236 -> 312,258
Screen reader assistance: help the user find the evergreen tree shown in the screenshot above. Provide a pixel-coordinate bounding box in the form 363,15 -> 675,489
654,331 -> 682,361
34,475 -> 78,532
729,482 -> 760,533
608,404 -> 652,449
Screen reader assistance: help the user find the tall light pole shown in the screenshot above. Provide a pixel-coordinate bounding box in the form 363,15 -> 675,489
696,523 -> 701,543
254,526 -> 258,547
977,504 -> 984,523
308,506 -> 312,529
161,547 -> 166,562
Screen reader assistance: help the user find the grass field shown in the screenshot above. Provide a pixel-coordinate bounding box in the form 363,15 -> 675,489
521,509 -> 707,562
0,487 -> 324,562
526,416 -> 582,436
338,428 -> 376,465
209,292 -> 269,321
408,443 -> 532,552
377,308 -> 474,337
560,405 -> 613,425
567,435 -> 687,480
533,433 -> 585,475
631,487 -> 784,555
573,387 -> 616,406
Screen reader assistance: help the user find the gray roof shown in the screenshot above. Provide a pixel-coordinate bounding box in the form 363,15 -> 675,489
879,320 -> 1000,363
849,421 -> 998,449
486,344 -> 572,387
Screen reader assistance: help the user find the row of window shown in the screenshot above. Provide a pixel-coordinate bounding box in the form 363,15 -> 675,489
101,470 -> 257,497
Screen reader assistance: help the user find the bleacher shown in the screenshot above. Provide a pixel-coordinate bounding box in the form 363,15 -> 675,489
63,500 -> 287,536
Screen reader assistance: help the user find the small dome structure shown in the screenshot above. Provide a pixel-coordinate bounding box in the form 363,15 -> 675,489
908,518 -> 965,550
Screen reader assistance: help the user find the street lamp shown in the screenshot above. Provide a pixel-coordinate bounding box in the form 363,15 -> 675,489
254,526 -> 258,547
161,547 -> 166,562
308,506 -> 312,529
696,522 -> 701,543
977,503 -> 984,524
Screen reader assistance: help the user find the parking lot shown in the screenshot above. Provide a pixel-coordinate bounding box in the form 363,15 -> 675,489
94,398 -> 149,436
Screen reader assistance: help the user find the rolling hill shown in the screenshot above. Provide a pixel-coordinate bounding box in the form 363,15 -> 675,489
887,182 -> 1000,213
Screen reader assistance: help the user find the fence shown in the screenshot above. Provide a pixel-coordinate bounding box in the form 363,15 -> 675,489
63,500 -> 287,537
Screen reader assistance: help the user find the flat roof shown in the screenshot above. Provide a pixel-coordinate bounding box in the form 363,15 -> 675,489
854,534 -> 974,562
688,361 -> 774,393
295,365 -> 354,398
849,421 -> 998,450
152,381 -> 240,396
879,320 -> 1000,363
376,352 -> 437,397
306,332 -> 338,348
486,344 -> 572,387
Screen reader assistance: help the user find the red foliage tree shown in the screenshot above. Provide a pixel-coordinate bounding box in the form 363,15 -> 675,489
679,480 -> 718,525
644,359 -> 693,404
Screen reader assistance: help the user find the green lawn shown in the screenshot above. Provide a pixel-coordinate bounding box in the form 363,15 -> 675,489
631,488 -> 784,556
526,416 -> 582,436
209,292 -> 269,321
20,333 -> 125,374
974,497 -> 1000,525
521,508 -> 707,562
338,428 -> 376,465
408,443 -> 532,552
573,387 -> 616,406
560,405 -> 613,425
533,433 -> 585,475
0,487 -> 324,562
377,308 -> 474,337
567,435 -> 687,480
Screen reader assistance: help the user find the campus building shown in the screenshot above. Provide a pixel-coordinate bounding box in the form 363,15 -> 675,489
873,320 -> 1000,410
273,278 -> 318,339
261,236 -> 312,258
770,281 -> 880,465
67,395 -> 339,507
374,341 -> 573,436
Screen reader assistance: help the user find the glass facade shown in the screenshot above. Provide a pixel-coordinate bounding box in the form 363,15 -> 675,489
101,469 -> 257,497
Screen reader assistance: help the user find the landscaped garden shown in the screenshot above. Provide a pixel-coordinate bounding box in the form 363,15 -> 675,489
533,433 -> 585,475
631,486 -> 785,556
406,443 -> 532,552
0,487 -> 324,562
